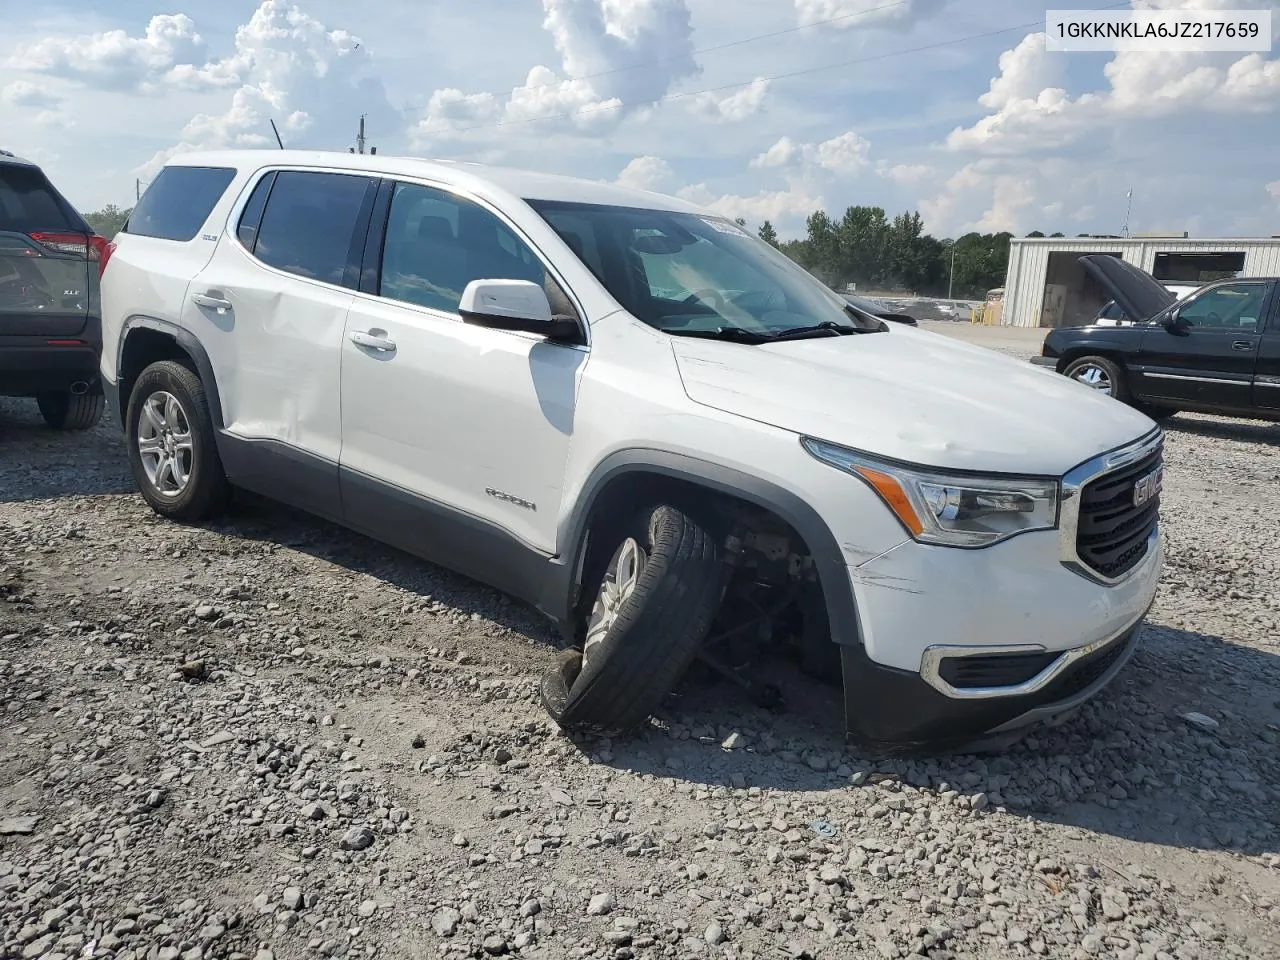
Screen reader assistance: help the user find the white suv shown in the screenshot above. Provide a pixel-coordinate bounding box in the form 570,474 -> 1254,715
101,151 -> 1164,751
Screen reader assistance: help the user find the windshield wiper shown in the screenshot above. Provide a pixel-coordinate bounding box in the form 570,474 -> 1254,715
664,326 -> 774,344
769,320 -> 859,341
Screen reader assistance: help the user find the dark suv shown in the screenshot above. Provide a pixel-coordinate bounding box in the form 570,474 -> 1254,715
1,149 -> 109,429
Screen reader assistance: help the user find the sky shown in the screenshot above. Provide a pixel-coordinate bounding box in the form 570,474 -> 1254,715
1,0 -> 1278,240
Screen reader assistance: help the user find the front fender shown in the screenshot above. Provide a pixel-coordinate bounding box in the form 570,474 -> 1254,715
542,448 -> 862,650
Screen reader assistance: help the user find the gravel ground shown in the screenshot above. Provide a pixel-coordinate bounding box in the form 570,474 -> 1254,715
2,324 -> 1278,960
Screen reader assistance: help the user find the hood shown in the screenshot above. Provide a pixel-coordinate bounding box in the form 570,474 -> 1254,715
1079,254 -> 1175,321
672,326 -> 1156,476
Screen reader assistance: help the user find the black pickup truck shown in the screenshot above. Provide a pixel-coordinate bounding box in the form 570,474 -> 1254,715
1032,254 -> 1280,422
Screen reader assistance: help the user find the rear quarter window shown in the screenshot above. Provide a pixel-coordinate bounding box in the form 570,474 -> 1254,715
0,164 -> 78,232
125,165 -> 236,242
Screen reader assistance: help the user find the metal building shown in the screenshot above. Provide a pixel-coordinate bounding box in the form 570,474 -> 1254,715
1001,236 -> 1280,328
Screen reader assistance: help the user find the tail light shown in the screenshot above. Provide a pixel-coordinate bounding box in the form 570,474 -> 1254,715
95,237 -> 116,279
26,232 -> 113,278
29,232 -> 91,257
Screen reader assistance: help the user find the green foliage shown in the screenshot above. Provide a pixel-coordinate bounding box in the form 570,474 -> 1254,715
83,204 -> 132,239
755,205 -> 1022,299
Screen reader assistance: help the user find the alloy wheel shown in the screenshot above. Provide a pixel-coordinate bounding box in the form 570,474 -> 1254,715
1072,363 -> 1113,395
582,537 -> 644,667
137,390 -> 194,498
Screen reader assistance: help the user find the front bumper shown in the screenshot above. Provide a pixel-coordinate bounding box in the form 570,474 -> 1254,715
841,615 -> 1145,752
1029,355 -> 1058,368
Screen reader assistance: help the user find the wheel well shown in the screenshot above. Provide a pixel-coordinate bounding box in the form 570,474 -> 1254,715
571,470 -> 827,632
119,329 -> 196,416
1057,348 -> 1123,372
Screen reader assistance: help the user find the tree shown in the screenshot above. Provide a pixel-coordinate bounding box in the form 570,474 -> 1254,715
83,204 -> 131,239
1026,230 -> 1045,238
758,220 -> 779,247
734,217 -> 747,228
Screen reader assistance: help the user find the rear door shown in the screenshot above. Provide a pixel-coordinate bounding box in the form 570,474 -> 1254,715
182,167 -> 377,517
1254,284 -> 1280,413
1135,280 -> 1269,408
0,160 -> 94,337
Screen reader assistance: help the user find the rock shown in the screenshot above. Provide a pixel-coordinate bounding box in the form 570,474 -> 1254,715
340,826 -> 375,851
179,660 -> 207,680
301,802 -> 330,821
410,734 -> 426,749
0,816 -> 39,835
1101,889 -> 1130,921
282,887 -> 304,912
432,908 -> 461,937
721,732 -> 745,750
587,892 -> 615,916
520,899 -> 541,918
1182,712 -> 1219,732
194,605 -> 218,621
494,746 -> 513,764
705,922 -> 726,945
482,935 -> 508,955
145,789 -> 167,808
358,900 -> 377,918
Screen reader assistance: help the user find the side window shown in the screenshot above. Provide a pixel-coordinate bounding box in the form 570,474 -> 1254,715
1176,282 -> 1267,330
236,171 -> 276,251
379,182 -> 569,317
253,171 -> 376,288
125,166 -> 236,241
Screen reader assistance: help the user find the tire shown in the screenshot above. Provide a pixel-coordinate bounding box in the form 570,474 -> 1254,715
1136,404 -> 1179,423
1062,355 -> 1128,401
37,391 -> 105,430
125,359 -> 229,522
540,503 -> 727,734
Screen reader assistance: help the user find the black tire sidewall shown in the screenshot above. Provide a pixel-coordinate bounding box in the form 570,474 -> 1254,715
125,361 -> 224,519
37,391 -> 104,430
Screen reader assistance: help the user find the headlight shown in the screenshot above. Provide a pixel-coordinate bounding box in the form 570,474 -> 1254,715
801,438 -> 1059,547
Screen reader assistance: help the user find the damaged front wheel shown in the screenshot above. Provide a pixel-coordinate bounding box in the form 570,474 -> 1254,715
540,503 -> 727,734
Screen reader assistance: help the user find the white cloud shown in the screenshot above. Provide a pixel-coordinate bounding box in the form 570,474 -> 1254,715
1268,180 -> 1280,203
750,136 -> 801,169
750,130 -> 869,175
413,0 -> 697,148
949,18 -> 1280,156
1,80 -> 61,109
615,155 -> 674,191
978,33 -> 1062,111
139,1 -> 397,177
794,0 -> 946,30
678,181 -> 824,225
877,161 -> 934,184
691,78 -> 770,122
9,14 -> 217,94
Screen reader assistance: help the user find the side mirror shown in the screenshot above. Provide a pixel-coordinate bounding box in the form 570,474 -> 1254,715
1162,309 -> 1190,334
459,279 -> 579,341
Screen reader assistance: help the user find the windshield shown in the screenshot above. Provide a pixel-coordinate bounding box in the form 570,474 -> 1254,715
528,200 -> 878,337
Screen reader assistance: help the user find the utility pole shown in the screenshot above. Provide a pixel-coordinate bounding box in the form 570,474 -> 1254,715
947,244 -> 956,300
135,178 -> 140,201
1122,188 -> 1133,238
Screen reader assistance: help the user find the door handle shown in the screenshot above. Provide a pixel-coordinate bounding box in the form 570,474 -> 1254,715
191,293 -> 232,312
349,330 -> 397,352
1231,340 -> 1255,351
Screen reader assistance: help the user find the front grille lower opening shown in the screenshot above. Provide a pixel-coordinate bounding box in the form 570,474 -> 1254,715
938,650 -> 1060,689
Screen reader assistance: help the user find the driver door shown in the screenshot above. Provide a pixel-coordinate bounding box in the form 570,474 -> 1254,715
1136,280 -> 1269,408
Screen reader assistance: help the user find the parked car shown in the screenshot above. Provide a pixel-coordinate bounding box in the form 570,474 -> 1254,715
101,151 -> 1164,752
1033,254 -> 1279,422
1094,282 -> 1198,326
0,149 -> 109,428
843,294 -> 919,326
